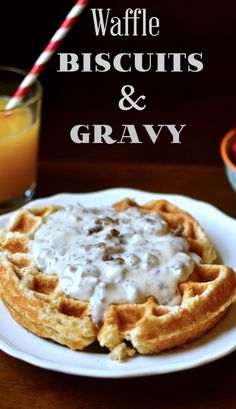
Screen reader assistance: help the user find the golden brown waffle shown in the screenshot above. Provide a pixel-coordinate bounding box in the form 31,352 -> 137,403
0,199 -> 235,361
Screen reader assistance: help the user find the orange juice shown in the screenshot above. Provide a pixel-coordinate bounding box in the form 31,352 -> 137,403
0,98 -> 40,203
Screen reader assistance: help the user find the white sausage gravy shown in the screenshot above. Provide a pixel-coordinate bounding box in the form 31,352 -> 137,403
29,204 -> 201,324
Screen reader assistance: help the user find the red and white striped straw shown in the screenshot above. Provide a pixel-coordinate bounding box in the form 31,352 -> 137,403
6,0 -> 89,110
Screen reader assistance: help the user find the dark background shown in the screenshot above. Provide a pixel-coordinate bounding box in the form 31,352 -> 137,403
1,0 -> 236,164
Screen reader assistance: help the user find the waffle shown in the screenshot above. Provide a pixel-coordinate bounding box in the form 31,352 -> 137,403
0,199 -> 235,361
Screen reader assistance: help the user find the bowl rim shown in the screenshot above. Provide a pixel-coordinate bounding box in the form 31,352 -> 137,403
220,128 -> 236,172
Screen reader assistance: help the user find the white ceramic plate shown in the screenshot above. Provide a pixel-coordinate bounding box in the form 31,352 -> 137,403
0,188 -> 236,378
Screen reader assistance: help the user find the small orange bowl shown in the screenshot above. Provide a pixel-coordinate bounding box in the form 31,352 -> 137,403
220,128 -> 236,191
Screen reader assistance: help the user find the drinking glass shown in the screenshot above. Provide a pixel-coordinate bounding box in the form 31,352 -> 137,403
0,66 -> 42,213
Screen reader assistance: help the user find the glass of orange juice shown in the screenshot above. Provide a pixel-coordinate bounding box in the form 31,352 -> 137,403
0,66 -> 42,213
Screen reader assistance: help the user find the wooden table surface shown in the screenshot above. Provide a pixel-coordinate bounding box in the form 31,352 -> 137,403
1,160 -> 236,409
